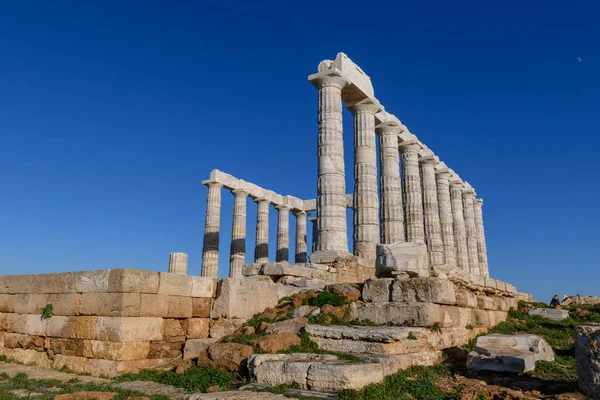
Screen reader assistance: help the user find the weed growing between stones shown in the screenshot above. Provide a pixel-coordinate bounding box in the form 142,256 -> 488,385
281,331 -> 362,363
407,331 -> 418,340
308,291 -> 348,307
41,304 -> 53,320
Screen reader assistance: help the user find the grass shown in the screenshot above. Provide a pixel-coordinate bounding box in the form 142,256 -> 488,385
308,291 -> 348,307
41,304 -> 53,320
307,311 -> 352,326
407,331 -> 418,340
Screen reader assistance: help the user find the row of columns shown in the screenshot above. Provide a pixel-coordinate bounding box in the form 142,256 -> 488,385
200,184 -> 308,278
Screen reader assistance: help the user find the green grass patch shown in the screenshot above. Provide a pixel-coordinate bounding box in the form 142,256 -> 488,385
308,291 -> 348,307
280,331 -> 362,363
407,331 -> 418,340
307,311 -> 351,326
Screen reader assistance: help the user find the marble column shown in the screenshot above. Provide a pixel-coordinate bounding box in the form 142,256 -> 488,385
348,99 -> 380,259
254,199 -> 270,264
420,157 -> 444,266
294,210 -> 308,263
201,182 -> 222,278
473,198 -> 489,277
399,144 -> 425,243
309,216 -> 318,253
378,124 -> 405,244
462,187 -> 480,275
168,252 -> 188,275
435,168 -> 456,269
450,180 -> 469,272
229,189 -> 247,278
276,205 -> 290,262
311,75 -> 349,255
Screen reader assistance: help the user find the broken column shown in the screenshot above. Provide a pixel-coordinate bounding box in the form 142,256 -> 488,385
419,148 -> 444,266
295,210 -> 308,263
462,183 -> 481,275
399,133 -> 424,244
473,198 -> 489,277
254,198 -> 270,264
348,99 -> 381,260
201,181 -> 223,278
450,175 -> 469,272
168,252 -> 188,275
276,205 -> 290,262
435,163 -> 457,270
229,189 -> 247,278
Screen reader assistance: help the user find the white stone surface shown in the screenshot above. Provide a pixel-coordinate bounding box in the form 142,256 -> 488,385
275,205 -> 290,262
528,308 -> 570,321
399,143 -> 425,244
376,243 -> 429,278
168,252 -> 188,275
435,168 -> 456,270
254,199 -> 270,264
575,325 -> 600,398
229,189 -> 247,278
462,186 -> 480,275
201,182 -> 222,278
473,198 -> 489,277
420,158 -> 444,266
450,179 -> 469,272
294,210 -> 308,263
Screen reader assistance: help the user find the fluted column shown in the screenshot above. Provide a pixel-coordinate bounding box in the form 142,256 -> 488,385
229,189 -> 247,278
435,169 -> 456,269
201,182 -> 223,278
400,144 -> 425,243
420,158 -> 444,266
294,211 -> 308,263
254,199 -> 270,264
462,187 -> 480,275
378,124 -> 405,244
348,100 -> 380,259
450,180 -> 469,271
309,216 -> 318,253
311,75 -> 350,254
473,198 -> 489,277
169,252 -> 188,275
276,205 -> 290,262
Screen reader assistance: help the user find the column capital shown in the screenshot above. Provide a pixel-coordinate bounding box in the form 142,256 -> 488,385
474,198 -> 484,207
253,197 -> 270,205
275,204 -> 290,211
434,162 -> 450,175
309,74 -> 350,90
462,189 -> 476,198
375,123 -> 404,135
202,180 -> 223,189
346,98 -> 382,115
231,189 -> 248,198
293,209 -> 307,216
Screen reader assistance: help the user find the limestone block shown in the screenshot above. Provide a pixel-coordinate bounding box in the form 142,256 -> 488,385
46,316 -> 77,338
209,318 -> 245,340
0,294 -> 15,312
262,263 -> 313,278
349,302 -> 446,327
52,354 -> 87,374
455,287 -> 478,308
139,294 -> 169,317
473,310 -> 489,327
75,316 -> 98,339
45,337 -> 84,357
477,295 -> 495,310
293,305 -> 318,318
163,319 -> 185,341
249,353 -> 339,389
41,273 -> 78,294
308,361 -> 385,391
242,263 -> 262,276
375,243 -> 429,278
183,338 -> 217,360
76,270 -> 110,293
575,325 -> 600,398
191,277 -> 214,297
505,283 -> 517,294
192,297 -> 211,318
12,294 -> 47,314
80,293 -> 140,317
95,317 -> 164,342
0,348 -> 52,368
212,278 -> 281,320
392,278 -> 456,305
147,340 -> 184,359
23,314 -> 47,336
84,358 -> 169,378
82,340 -> 150,361
265,318 -> 308,335
528,308 -> 570,321
255,333 -> 301,354
167,296 -> 192,318
362,279 -> 393,303
158,272 -> 193,296
0,313 -> 24,333
182,318 -> 210,339
3,333 -> 45,350
202,342 -> 254,373
108,269 -> 159,294
469,274 -> 486,289
0,331 -> 4,347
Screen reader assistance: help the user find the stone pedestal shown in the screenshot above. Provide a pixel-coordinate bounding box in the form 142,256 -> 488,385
254,199 -> 270,264
201,182 -> 223,278
435,168 -> 456,269
400,144 -> 425,244
168,252 -> 188,275
378,125 -> 404,244
450,181 -> 469,272
276,205 -> 290,262
420,158 -> 444,266
473,199 -> 489,277
462,188 -> 480,276
229,189 -> 247,278
295,211 -> 308,263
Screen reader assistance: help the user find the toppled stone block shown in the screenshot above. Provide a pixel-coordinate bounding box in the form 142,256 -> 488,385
209,319 -> 245,340
254,333 -> 301,353
183,338 -> 216,360
248,353 -> 338,389
375,243 -> 428,278
349,302 -> 444,327
575,325 -> 600,398
467,334 -> 554,373
528,308 -> 570,321
391,278 -> 456,305
265,318 -> 308,335
362,279 -> 393,303
199,342 -> 254,373
307,360 -> 384,391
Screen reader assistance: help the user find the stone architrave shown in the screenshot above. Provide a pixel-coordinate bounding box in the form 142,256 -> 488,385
399,141 -> 424,244
201,182 -> 223,278
254,199 -> 270,264
276,205 -> 290,262
473,198 -> 489,277
377,124 -> 405,245
449,178 -> 469,272
168,252 -> 188,275
419,153 -> 444,266
348,99 -> 381,260
309,74 -> 350,256
435,165 -> 456,270
229,189 -> 248,278
294,211 -> 308,263
462,185 -> 480,275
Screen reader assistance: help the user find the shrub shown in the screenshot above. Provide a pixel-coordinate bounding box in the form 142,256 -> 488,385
308,291 -> 348,307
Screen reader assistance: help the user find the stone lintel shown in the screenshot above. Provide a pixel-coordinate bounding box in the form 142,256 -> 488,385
435,162 -> 450,175
398,132 -> 422,149
374,111 -> 402,128
310,52 -> 375,103
310,250 -> 354,264
346,97 -> 382,115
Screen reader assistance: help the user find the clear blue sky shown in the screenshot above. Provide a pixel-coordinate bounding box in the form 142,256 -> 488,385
1,1 -> 598,302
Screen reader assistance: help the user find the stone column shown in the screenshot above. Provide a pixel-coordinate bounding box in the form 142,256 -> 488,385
229,189 -> 247,278
419,156 -> 444,266
378,124 -> 405,244
435,168 -> 456,269
254,199 -> 270,264
294,211 -> 308,263
276,205 -> 290,262
311,75 -> 350,256
473,198 -> 489,277
309,216 -> 318,253
462,186 -> 480,275
201,182 -> 223,278
450,180 -> 469,272
348,99 -> 380,259
168,252 -> 188,275
399,144 -> 425,243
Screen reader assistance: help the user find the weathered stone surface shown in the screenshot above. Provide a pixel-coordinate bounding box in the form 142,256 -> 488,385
308,361 -> 385,391
362,278 -> 393,303
201,181 -> 222,278
76,270 -> 110,293
3,333 -> 45,350
575,325 -> 600,398
139,294 -> 170,317
325,283 -> 361,302
200,342 -> 254,373
293,305 -> 318,318
254,333 -> 301,353
80,293 -> 140,317
265,318 -> 308,335
82,340 -> 150,361
168,252 -> 188,275
163,319 -> 185,341
167,296 -> 193,318
391,278 -> 456,305
563,295 -> 600,306
249,353 -> 338,389
528,307 -> 570,321
262,262 -> 312,278
455,287 -> 478,308
349,302 -> 443,327
375,243 -> 428,278
0,348 -> 52,367
52,354 -> 87,374
0,294 -> 15,312
182,318 -> 210,339
467,334 -> 554,373
108,269 -> 159,294
84,358 -> 169,378
191,277 -> 214,298
158,272 -> 192,296
183,338 -> 217,360
209,319 -> 245,340
95,317 -> 164,342
192,297 -> 211,318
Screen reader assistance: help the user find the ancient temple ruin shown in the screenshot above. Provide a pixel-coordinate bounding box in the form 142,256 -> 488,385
200,52 -> 490,282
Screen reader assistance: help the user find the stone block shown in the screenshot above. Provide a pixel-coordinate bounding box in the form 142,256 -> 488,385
52,354 -> 87,374
201,342 -> 254,373
3,333 -> 45,350
477,295 -> 494,310
249,353 -> 338,389
76,270 -> 110,293
139,294 -> 170,317
23,314 -> 47,336
308,361 -> 385,391
39,273 -> 78,294
0,313 -> 24,333
96,317 -> 163,342
1,348 -> 52,368
82,340 -> 150,361
80,293 -> 140,317
75,316 -> 98,339
0,294 -> 15,312
191,277 -> 214,297
392,278 -> 456,305
182,318 -> 210,339
349,302 -> 447,327
242,263 -> 262,276
108,269 -> 159,294
13,294 -> 48,314
0,331 -> 4,347
209,319 -> 245,340
192,297 -> 211,318
528,308 -> 570,321
265,318 -> 307,335
212,278 -> 281,320
575,325 -> 600,398
167,296 -> 192,318
375,243 -> 428,278
163,319 -> 185,341
46,337 -> 84,357
46,316 -> 77,338
455,287 -> 478,308
147,340 -> 184,359
362,278 -> 393,303
262,262 -> 313,278
158,272 -> 192,296
183,338 -> 217,360
84,358 -> 169,378
255,333 -> 301,354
